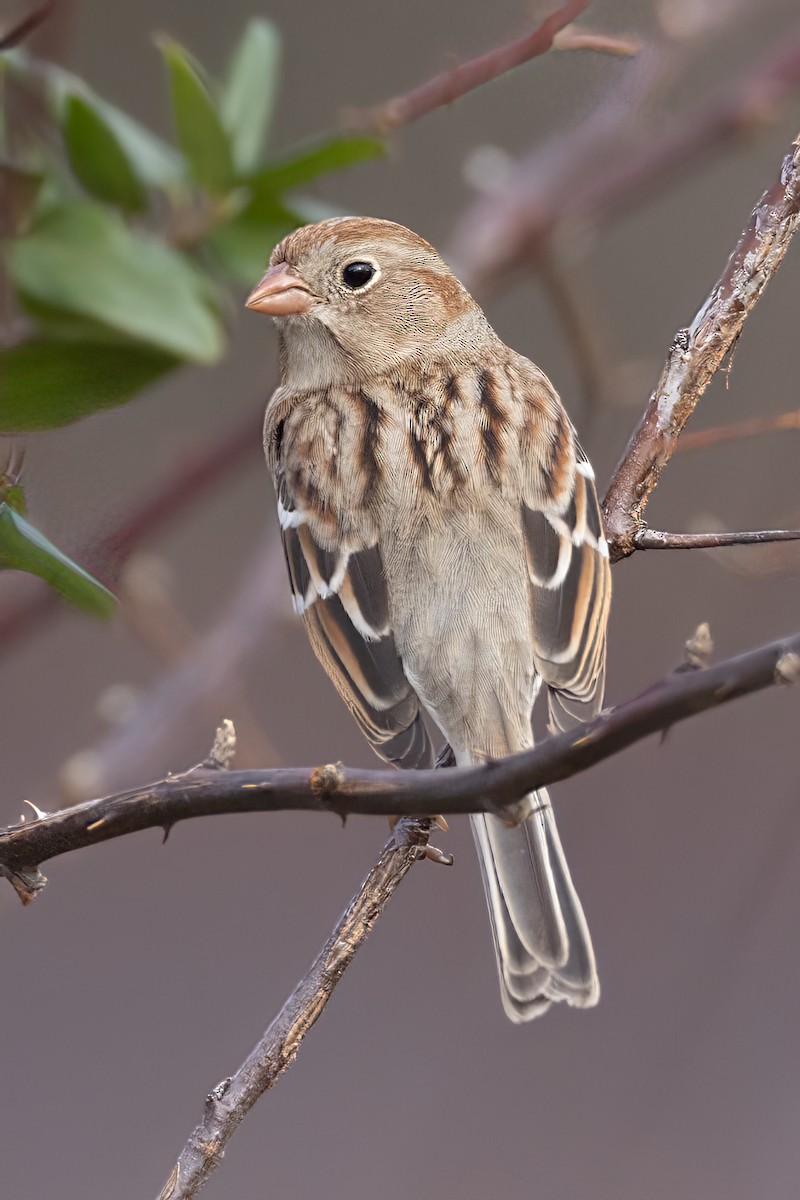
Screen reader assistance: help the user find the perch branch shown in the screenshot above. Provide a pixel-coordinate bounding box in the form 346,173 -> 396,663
349,0 -> 592,132
602,132 -> 800,561
157,816 -> 434,1200
3,629 -> 799,904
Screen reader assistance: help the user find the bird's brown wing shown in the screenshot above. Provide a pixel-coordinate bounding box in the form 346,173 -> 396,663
275,462 -> 434,770
521,413 -> 611,734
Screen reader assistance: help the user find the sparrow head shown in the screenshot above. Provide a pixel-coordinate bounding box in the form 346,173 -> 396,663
246,216 -> 485,383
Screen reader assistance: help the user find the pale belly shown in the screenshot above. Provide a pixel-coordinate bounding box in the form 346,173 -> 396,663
379,503 -> 538,761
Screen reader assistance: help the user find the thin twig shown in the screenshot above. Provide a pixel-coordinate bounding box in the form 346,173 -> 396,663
677,411 -> 800,452
634,529 -> 800,550
349,0 -> 591,133
157,816 -> 434,1200
3,628 -> 800,905
603,132 -> 800,561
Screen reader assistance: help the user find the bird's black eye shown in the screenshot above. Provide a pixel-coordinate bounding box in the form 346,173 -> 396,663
342,261 -> 376,290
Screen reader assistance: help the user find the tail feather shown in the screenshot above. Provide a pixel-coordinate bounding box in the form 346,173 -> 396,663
471,790 -> 598,1023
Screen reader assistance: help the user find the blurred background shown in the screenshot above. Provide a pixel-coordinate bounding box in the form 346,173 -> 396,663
2,1 -> 800,1197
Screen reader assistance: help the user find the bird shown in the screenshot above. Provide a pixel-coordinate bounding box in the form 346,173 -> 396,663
246,216 -> 611,1022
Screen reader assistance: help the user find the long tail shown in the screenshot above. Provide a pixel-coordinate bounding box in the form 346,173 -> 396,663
471,790 -> 598,1022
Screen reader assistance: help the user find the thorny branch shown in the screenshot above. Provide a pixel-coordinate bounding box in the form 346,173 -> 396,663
157,815 -> 435,1200
4,14 -> 800,1200
3,630 -> 800,905
602,132 -> 800,561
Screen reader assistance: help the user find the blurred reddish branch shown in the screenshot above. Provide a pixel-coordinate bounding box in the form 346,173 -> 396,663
0,2 -> 54,50
677,410 -> 800,453
452,27 -> 800,293
3,627 -> 799,906
0,400 -> 264,654
349,0 -> 594,132
603,131 -> 800,561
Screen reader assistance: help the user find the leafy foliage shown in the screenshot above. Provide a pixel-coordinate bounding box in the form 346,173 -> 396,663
0,19 -> 383,433
0,17 -> 384,612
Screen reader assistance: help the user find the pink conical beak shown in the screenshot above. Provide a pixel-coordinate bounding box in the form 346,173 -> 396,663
245,263 -> 313,315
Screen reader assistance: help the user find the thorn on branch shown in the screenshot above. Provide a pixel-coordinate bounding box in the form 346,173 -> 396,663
0,863 -> 47,905
21,798 -> 48,821
680,622 -> 714,672
204,719 -> 237,770
204,1078 -> 232,1115
424,844 -> 455,866
775,651 -> 800,685
310,762 -> 345,800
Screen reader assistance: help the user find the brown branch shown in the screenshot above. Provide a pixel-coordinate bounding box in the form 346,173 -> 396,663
677,411 -> 800,452
3,629 -> 799,905
602,132 -> 800,561
157,815 -> 434,1200
634,529 -> 800,551
0,400 -> 264,654
349,0 -> 591,133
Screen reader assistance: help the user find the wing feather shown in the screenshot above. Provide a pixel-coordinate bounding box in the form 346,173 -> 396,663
281,525 -> 433,769
523,433 -> 611,733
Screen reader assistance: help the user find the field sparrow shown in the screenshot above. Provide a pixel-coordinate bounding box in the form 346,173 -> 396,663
247,217 -> 611,1022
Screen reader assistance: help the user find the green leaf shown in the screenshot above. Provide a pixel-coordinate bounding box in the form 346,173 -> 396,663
3,485 -> 26,515
63,94 -> 147,211
253,136 -> 385,195
220,17 -> 281,174
0,503 -> 115,618
0,339 -> 178,431
158,37 -> 235,194
11,202 -> 226,363
3,50 -> 183,190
